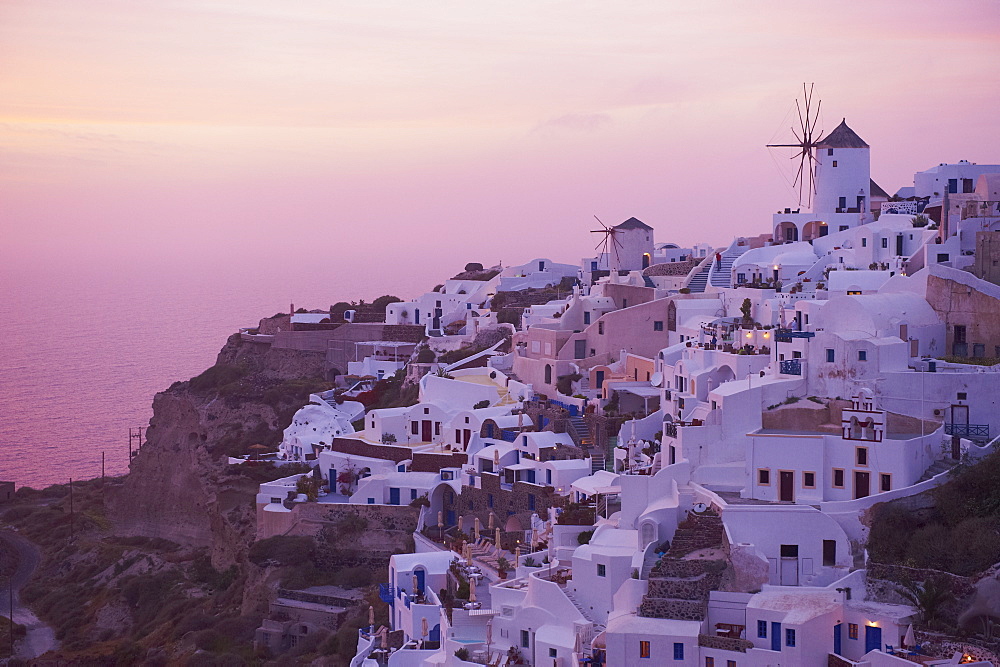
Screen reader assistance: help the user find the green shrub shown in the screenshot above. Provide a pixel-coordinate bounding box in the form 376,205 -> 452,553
577,530 -> 594,545
335,566 -> 373,588
189,364 -> 247,392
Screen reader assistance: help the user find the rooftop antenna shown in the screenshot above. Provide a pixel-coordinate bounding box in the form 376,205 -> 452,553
591,215 -> 623,271
767,83 -> 825,208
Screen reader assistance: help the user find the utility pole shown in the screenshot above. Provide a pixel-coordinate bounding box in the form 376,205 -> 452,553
8,574 -> 13,659
129,427 -> 145,459
69,478 -> 74,541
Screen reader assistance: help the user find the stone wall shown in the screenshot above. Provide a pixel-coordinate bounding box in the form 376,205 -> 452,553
256,500 -> 419,541
446,472 -> 560,541
330,438 -> 411,463
411,452 -> 467,472
644,260 -> 698,277
697,634 -> 753,652
639,598 -> 706,621
927,273 -> 1000,358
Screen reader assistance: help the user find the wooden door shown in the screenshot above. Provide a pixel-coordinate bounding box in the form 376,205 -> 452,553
421,420 -> 432,441
779,470 -> 794,502
854,471 -> 870,499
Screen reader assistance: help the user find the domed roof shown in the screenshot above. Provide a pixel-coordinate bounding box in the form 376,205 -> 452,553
773,249 -> 818,266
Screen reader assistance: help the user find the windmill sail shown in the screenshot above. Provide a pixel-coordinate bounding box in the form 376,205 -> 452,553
767,83 -> 824,208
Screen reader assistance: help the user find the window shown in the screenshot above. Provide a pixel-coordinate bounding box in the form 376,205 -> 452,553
827,148 -> 834,156
803,471 -> 816,488
673,643 -> 684,660
488,493 -> 494,508
528,494 -> 536,511
954,325 -> 967,344
826,349 -> 835,363
832,160 -> 838,167
367,498 -> 375,504
598,322 -> 605,335
833,468 -> 845,488
584,311 -> 591,325
623,299 -> 628,308
705,658 -> 714,667
410,489 -> 417,500
861,237 -> 867,247
728,662 -> 736,667
639,641 -> 650,658
881,238 -> 888,248
881,473 -> 891,492
823,539 -> 836,566
597,564 -> 606,577
848,623 -> 859,640
856,447 -> 868,466
270,497 -> 281,504
654,321 -> 664,331
758,469 -> 770,485
958,392 -> 967,400
937,253 -> 950,263
521,630 -> 530,648
411,421 -> 419,435
549,648 -> 557,658
793,350 -> 802,359
758,620 -> 767,638
785,628 -> 796,647
858,350 -> 867,361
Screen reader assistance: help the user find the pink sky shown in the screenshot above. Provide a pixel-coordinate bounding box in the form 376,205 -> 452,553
3,0 -> 999,296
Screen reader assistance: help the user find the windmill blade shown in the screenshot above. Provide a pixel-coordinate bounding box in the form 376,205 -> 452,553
593,214 -> 610,230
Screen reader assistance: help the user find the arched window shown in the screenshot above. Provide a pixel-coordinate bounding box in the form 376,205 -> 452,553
544,364 -> 552,384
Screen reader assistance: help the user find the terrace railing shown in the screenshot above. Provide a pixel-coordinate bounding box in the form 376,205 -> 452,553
945,423 -> 990,439
779,359 -> 802,376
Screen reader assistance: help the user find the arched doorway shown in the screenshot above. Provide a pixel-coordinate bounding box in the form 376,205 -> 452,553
775,221 -> 798,243
802,220 -> 828,241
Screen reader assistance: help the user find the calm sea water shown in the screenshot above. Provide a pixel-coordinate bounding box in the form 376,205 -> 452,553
0,257 -> 419,489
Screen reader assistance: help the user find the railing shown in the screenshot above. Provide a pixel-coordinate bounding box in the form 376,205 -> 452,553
379,583 -> 395,605
945,423 -> 990,439
779,359 -> 802,376
961,200 -> 1000,219
664,422 -> 677,438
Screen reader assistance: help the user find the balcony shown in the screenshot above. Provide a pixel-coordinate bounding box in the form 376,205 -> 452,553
945,423 -> 990,439
779,359 -> 802,376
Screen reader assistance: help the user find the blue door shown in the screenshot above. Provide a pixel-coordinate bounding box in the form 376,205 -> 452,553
865,625 -> 882,654
447,510 -> 456,526
329,468 -> 336,491
389,487 -> 400,505
833,624 -> 842,655
771,622 -> 782,651
414,569 -> 425,594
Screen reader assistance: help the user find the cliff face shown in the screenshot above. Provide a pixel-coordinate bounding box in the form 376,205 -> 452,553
107,330 -> 328,567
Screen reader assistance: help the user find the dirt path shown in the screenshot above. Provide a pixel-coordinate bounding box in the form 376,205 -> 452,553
0,529 -> 57,659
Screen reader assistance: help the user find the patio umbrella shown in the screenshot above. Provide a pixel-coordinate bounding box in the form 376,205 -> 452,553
531,528 -> 539,547
474,517 -> 481,540
469,581 -> 477,603
412,574 -> 419,594
488,513 -> 495,530
574,629 -> 582,655
438,511 -> 444,528
494,448 -> 500,468
458,515 -> 464,532
464,543 -> 473,562
515,546 -> 521,564
904,624 -> 916,647
380,626 -> 388,649
421,617 -> 429,640
368,605 -> 374,631
486,621 -> 492,646
495,527 -> 501,546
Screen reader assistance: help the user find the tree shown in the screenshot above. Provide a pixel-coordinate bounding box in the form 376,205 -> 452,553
372,295 -> 402,311
912,214 -> 930,228
896,577 -> 953,628
740,298 -> 753,324
465,262 -> 484,272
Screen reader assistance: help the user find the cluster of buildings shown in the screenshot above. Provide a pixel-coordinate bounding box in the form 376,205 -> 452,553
245,121 -> 1000,666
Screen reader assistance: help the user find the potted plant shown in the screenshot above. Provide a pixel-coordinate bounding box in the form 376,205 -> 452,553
497,556 -> 510,579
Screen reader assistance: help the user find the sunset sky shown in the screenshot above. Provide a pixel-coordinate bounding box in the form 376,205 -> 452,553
3,0 -> 999,294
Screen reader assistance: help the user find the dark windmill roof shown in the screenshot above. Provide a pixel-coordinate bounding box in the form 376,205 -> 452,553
817,119 -> 869,149
870,179 -> 890,199
613,217 -> 653,231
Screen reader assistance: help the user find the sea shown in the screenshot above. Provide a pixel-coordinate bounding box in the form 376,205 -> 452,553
0,256 -> 423,489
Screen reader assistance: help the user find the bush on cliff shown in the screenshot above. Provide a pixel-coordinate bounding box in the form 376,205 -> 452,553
189,364 -> 247,392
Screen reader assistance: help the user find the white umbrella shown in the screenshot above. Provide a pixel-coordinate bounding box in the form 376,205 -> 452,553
469,581 -> 477,603
486,621 -> 492,645
904,624 -> 916,648
421,616 -> 429,639
495,527 -> 501,546
488,512 -> 495,530
515,546 -> 521,564
368,605 -> 374,629
474,517 -> 481,540
458,515 -> 464,532
412,574 -> 419,595
380,626 -> 388,649
438,510 -> 444,528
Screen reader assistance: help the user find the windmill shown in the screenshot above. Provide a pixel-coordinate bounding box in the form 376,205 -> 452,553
767,83 -> 825,209
591,216 -> 624,271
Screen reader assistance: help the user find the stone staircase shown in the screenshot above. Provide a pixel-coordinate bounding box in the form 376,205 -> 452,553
590,447 -> 606,474
638,511 -> 726,621
710,253 -> 739,288
568,414 -> 590,447
918,457 -> 959,483
564,588 -> 606,634
686,265 -> 710,293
